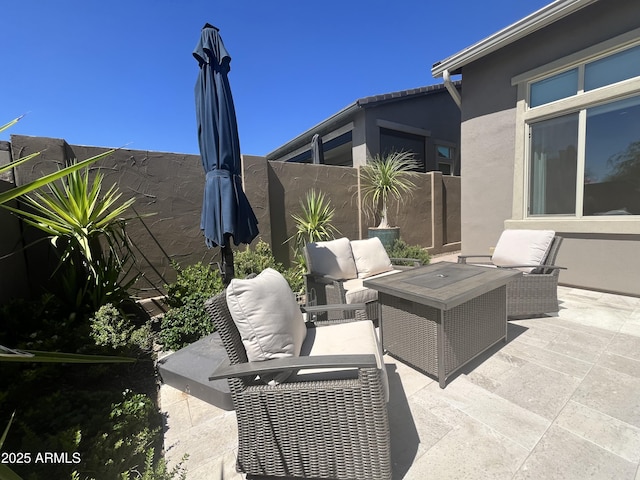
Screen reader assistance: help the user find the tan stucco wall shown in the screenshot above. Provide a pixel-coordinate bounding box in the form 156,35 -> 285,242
457,0 -> 640,296
2,136 -> 459,301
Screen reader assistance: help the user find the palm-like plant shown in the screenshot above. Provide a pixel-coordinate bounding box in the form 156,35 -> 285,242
1,120 -> 134,480
4,166 -> 137,313
289,189 -> 340,252
359,150 -> 420,228
287,189 -> 340,287
7,168 -> 134,267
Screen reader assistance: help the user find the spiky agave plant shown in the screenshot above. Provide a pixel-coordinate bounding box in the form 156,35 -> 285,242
289,188 -> 340,252
4,165 -> 137,312
359,150 -> 420,228
286,189 -> 340,282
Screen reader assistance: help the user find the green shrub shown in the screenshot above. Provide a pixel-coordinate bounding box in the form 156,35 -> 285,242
386,239 -> 431,266
159,263 -> 223,350
2,375 -> 178,480
80,389 -> 187,479
235,240 -> 304,294
90,304 -> 154,353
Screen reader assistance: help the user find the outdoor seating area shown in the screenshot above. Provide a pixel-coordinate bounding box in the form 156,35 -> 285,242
160,253 -> 640,479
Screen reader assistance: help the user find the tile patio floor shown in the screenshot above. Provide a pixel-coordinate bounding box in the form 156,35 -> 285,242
160,260 -> 640,479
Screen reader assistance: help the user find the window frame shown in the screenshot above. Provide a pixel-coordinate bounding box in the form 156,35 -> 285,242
435,141 -> 457,176
509,28 -> 640,234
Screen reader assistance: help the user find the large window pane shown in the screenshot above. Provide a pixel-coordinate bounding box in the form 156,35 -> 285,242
584,95 -> 640,215
585,45 -> 640,92
530,68 -> 578,107
529,114 -> 579,215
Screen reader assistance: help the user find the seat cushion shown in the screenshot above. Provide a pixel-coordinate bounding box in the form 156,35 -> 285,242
292,320 -> 389,401
226,268 -> 306,384
351,237 -> 394,279
492,229 -> 555,273
305,237 -> 357,280
343,270 -> 399,304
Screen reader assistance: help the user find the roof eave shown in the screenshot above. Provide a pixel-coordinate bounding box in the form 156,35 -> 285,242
431,0 -> 600,78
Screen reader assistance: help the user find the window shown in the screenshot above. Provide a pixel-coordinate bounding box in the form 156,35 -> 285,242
286,131 -> 353,166
584,96 -> 640,215
523,41 -> 640,219
584,44 -> 640,92
530,68 -> 578,108
436,144 -> 456,175
529,114 -> 578,215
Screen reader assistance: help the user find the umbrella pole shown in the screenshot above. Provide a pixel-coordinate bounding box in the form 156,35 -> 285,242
221,242 -> 234,287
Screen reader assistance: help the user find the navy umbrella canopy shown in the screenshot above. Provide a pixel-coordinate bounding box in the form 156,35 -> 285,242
193,23 -> 258,283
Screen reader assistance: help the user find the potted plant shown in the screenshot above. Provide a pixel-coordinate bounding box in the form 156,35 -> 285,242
359,150 -> 419,247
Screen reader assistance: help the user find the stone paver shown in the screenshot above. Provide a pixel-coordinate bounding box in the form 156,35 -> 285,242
161,283 -> 640,479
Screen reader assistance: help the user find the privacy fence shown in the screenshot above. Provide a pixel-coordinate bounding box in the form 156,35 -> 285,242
0,135 -> 460,302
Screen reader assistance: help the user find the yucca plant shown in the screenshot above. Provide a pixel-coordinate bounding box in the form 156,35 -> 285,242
1,119 -> 135,480
288,189 -> 340,253
287,189 -> 340,286
359,150 -> 420,228
4,165 -> 137,313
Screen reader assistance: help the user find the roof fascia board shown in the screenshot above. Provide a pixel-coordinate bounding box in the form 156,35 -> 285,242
431,0 -> 600,78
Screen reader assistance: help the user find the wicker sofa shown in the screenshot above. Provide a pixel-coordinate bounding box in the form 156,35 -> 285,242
207,268 -> 391,480
458,229 -> 565,317
304,237 -> 420,322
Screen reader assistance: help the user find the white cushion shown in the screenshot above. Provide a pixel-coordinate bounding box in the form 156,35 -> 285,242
492,230 -> 555,273
291,320 -> 389,401
226,268 -> 306,384
305,237 -> 357,280
343,270 -> 399,304
351,237 -> 394,279
344,283 -> 378,305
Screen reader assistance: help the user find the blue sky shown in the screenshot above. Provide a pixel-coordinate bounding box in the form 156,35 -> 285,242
2,1 -> 551,156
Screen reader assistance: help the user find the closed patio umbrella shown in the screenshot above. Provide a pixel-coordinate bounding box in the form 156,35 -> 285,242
193,23 -> 258,285
311,133 -> 324,165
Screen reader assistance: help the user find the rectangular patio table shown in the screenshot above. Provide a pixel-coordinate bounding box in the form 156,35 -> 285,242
364,262 -> 520,388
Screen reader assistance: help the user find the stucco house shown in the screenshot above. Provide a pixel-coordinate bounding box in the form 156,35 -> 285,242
432,0 -> 640,296
267,83 -> 461,175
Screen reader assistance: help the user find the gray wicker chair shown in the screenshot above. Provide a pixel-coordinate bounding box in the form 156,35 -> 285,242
458,234 -> 565,317
205,292 -> 391,480
304,237 -> 421,323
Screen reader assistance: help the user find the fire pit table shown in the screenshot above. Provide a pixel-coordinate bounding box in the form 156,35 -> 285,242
364,262 -> 520,388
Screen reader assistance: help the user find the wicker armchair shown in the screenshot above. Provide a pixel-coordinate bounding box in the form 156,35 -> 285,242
205,290 -> 391,480
458,230 -> 565,317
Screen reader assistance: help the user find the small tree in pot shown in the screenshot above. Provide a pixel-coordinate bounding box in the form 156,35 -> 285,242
359,150 -> 419,246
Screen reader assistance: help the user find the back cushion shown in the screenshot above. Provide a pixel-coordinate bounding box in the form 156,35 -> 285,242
492,230 -> 555,273
226,268 -> 306,384
351,237 -> 393,279
304,237 -> 357,280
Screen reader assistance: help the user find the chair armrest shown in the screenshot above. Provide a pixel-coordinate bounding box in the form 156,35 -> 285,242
390,257 -> 422,267
457,254 -> 492,264
304,273 -> 344,284
302,303 -> 367,314
209,354 -> 378,381
496,264 -> 567,271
